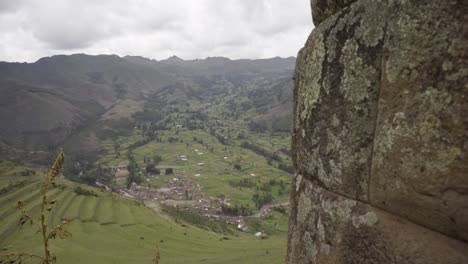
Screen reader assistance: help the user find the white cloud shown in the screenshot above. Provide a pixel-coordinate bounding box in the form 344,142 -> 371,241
0,0 -> 313,62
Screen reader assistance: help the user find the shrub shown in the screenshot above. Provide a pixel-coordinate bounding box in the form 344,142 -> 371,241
74,186 -> 98,196
146,164 -> 160,174
161,204 -> 232,234
278,163 -> 294,174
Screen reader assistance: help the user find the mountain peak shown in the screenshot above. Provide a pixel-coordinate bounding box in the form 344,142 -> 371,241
163,55 -> 184,63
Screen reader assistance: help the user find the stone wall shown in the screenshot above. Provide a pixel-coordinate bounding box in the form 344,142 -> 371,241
287,0 -> 468,263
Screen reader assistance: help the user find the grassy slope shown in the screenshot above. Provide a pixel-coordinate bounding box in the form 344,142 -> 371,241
0,164 -> 286,264
0,160 -> 39,190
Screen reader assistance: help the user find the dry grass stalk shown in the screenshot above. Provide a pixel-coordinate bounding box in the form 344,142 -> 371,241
152,246 -> 160,264
0,149 -> 71,264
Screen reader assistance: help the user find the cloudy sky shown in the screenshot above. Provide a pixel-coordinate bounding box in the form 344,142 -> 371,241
0,0 -> 313,63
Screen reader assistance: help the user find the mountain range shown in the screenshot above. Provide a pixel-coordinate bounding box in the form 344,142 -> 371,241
0,54 -> 295,163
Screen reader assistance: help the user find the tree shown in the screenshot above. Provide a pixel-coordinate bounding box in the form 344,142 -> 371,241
233,156 -> 243,170
251,190 -> 273,209
152,155 -> 162,165
146,164 -> 160,175
126,155 -> 143,188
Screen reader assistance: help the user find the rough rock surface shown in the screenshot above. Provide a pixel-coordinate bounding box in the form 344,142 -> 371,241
310,0 -> 356,26
288,0 -> 468,263
288,180 -> 468,264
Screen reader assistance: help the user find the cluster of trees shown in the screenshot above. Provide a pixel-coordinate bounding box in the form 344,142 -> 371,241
126,154 -> 143,188
143,154 -> 162,165
251,179 -> 288,209
252,191 -> 273,210
168,137 -> 182,143
240,141 -> 282,162
146,163 -> 160,175
127,139 -> 150,150
176,110 -> 209,131
74,186 -> 98,196
229,178 -> 256,188
161,204 -> 232,234
248,121 -> 268,133
275,179 -> 288,196
272,206 -> 287,215
208,128 -> 229,145
133,109 -> 174,137
81,166 -> 113,186
193,136 -> 204,145
220,204 -> 252,216
145,166 -> 175,175
214,133 -> 228,145
64,151 -> 114,186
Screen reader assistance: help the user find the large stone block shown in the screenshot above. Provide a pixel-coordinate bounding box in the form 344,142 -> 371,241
370,0 -> 468,241
293,0 -> 467,240
286,175 -> 468,264
293,0 -> 388,201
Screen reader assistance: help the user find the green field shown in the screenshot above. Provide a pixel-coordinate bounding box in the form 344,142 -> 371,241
0,165 -> 287,264
97,126 -> 291,209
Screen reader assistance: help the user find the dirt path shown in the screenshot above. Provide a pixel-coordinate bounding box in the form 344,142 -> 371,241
251,201 -> 289,218
144,198 -> 289,227
143,200 -> 176,223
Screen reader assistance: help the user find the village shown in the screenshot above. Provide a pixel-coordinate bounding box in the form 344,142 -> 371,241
103,158 -> 289,236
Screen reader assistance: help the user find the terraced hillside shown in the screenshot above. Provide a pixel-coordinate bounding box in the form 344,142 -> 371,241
90,71 -> 294,215
0,161 -> 287,264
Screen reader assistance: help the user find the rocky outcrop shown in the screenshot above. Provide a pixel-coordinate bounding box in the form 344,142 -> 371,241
310,0 -> 356,25
287,0 -> 468,263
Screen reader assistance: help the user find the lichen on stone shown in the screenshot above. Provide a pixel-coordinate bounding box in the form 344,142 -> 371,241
352,211 -> 378,228
295,173 -> 303,192
296,32 -> 326,123
341,38 -> 377,103
297,190 -> 312,223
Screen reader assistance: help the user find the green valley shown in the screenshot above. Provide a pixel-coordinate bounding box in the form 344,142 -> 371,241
0,55 -> 294,263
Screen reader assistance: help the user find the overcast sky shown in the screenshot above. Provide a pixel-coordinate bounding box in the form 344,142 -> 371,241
0,0 -> 313,63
